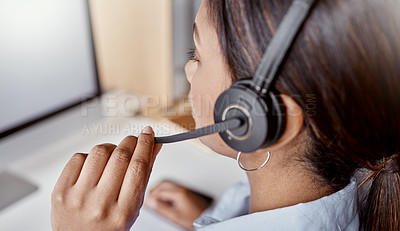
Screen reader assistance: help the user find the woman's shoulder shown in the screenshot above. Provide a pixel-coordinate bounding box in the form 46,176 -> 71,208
195,178 -> 359,231
194,177 -> 251,227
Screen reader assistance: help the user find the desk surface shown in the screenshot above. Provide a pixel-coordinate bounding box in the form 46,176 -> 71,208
0,115 -> 244,230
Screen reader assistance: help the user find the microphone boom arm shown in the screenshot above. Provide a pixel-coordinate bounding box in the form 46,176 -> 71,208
154,118 -> 242,144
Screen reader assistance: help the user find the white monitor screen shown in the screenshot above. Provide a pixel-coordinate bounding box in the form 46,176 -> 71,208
0,0 -> 100,137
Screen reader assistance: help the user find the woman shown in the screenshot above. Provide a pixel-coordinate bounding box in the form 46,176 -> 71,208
51,0 -> 400,230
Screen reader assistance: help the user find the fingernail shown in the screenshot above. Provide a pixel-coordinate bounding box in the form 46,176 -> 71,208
142,126 -> 153,134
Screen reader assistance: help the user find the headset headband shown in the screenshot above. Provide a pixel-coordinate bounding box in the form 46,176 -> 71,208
253,0 -> 317,96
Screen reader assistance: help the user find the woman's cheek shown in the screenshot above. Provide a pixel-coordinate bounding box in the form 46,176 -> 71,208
191,91 -> 210,129
193,86 -> 216,127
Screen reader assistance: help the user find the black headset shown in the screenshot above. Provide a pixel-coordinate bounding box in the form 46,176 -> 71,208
155,0 -> 316,153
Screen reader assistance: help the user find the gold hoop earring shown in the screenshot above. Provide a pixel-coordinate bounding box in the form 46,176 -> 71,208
236,151 -> 271,172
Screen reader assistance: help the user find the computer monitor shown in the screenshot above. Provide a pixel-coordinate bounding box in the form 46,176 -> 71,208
0,0 -> 100,139
0,0 -> 101,208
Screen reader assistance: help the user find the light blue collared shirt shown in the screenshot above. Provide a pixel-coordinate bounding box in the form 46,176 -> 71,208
194,177 -> 359,230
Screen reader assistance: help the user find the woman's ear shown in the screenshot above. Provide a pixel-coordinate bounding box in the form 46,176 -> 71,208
262,94 -> 304,152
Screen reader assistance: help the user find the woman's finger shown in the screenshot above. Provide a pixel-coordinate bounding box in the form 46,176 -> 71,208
76,143 -> 116,188
147,189 -> 183,205
150,143 -> 163,168
145,191 -> 180,222
149,180 -> 175,194
119,127 -> 155,210
97,136 -> 138,199
53,153 -> 87,194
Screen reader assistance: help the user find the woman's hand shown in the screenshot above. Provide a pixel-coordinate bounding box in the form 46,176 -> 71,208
144,180 -> 211,230
51,126 -> 162,231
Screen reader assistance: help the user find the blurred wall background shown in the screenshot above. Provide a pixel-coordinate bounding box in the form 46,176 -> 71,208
89,0 -> 201,114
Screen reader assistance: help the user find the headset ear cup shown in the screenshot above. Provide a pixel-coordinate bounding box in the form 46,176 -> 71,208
214,80 -> 286,153
265,91 -> 286,146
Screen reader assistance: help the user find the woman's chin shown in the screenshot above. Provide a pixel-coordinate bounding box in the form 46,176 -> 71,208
199,135 -> 237,159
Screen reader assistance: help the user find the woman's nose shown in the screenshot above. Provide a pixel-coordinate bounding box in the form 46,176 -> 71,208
185,60 -> 197,84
